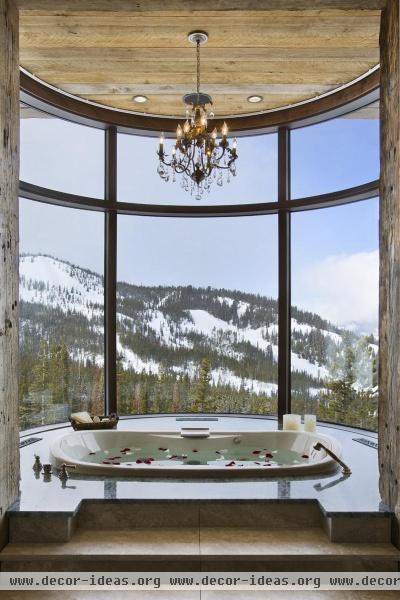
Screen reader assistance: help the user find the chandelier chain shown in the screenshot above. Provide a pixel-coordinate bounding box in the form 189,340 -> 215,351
196,39 -> 200,94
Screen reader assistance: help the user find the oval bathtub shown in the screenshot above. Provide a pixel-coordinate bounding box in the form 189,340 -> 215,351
50,429 -> 343,477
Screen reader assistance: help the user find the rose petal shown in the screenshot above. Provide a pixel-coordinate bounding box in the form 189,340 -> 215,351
226,461 -> 236,467
136,459 -> 143,464
302,454 -> 309,459
120,448 -> 131,452
265,452 -> 273,459
144,459 -> 152,465
252,450 -> 261,455
158,447 -> 168,452
89,452 -> 96,455
192,449 -> 198,453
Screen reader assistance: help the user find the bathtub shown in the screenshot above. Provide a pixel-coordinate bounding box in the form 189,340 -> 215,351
49,429 -> 343,477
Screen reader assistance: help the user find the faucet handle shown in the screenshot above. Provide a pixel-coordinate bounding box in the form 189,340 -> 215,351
33,455 -> 42,471
59,463 -> 76,481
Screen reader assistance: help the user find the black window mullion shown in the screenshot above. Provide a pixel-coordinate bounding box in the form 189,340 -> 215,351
277,127 -> 291,424
104,127 -> 117,414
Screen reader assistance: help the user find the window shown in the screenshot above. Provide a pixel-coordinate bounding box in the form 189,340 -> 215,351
116,215 -> 278,415
20,106 -> 104,197
291,103 -> 379,198
118,133 -> 278,205
19,199 -> 104,429
291,199 -> 379,430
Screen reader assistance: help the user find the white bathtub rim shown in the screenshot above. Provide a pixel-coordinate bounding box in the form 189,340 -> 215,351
49,429 -> 343,476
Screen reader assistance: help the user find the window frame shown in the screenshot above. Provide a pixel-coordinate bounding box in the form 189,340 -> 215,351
18,89 -> 380,426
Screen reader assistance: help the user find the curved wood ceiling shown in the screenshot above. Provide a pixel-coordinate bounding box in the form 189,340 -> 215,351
19,7 -> 380,118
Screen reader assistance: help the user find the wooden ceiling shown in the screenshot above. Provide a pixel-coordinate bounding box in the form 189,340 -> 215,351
18,5 -> 381,118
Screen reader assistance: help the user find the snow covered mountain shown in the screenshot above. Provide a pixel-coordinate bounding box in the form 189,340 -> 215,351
19,254 -> 377,403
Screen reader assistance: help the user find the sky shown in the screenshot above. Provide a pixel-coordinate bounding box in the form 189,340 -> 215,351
19,110 -> 379,332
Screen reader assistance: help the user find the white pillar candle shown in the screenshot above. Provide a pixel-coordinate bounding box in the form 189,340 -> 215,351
282,414 -> 301,431
304,414 -> 317,432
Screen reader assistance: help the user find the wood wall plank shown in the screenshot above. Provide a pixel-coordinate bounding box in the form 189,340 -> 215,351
0,0 -> 20,549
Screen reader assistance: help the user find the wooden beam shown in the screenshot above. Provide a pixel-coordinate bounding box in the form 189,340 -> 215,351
379,0 -> 400,545
0,0 -> 20,548
16,1 -> 387,11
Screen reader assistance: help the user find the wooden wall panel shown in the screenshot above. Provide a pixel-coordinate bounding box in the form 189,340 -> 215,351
0,0 -> 20,548
379,0 -> 400,545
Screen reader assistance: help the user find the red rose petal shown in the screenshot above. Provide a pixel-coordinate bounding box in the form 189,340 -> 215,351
113,461 -> 120,465
136,459 -> 143,464
89,452 -> 96,455
265,452 -> 273,459
192,449 -> 198,453
158,447 -> 168,451
302,454 -> 309,459
252,450 -> 261,455
102,460 -> 113,465
169,455 -> 178,460
226,461 -> 236,467
144,459 -> 152,465
254,462 -> 260,465
120,448 -> 131,452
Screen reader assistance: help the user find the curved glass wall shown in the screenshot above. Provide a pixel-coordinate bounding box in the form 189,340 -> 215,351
291,199 -> 379,431
18,97 -> 379,431
118,133 -> 278,205
291,103 -> 379,198
19,199 -> 104,429
117,215 -> 278,415
20,105 -> 105,197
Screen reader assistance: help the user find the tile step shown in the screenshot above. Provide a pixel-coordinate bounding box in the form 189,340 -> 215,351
1,528 -> 399,562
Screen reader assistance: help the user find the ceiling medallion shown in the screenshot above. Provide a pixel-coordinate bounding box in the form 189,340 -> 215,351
157,31 -> 238,201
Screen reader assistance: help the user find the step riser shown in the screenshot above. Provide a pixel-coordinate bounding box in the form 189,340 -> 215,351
9,515 -> 77,543
323,515 -> 392,543
76,501 -> 324,531
2,558 -> 399,572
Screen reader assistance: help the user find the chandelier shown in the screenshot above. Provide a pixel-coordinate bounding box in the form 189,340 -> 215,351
157,31 -> 238,201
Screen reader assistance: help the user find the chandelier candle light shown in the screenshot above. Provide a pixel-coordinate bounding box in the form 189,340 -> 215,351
157,31 -> 238,201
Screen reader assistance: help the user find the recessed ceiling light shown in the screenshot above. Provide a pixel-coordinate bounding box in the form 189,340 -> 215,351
132,95 -> 148,103
247,95 -> 263,103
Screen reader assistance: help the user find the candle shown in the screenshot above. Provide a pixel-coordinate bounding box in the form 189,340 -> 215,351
159,132 -> 165,154
221,121 -> 228,138
282,414 -> 301,431
304,414 -> 317,432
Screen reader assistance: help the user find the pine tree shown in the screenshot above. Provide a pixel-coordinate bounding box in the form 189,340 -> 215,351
172,381 -> 182,412
191,358 -> 211,412
89,368 -> 104,416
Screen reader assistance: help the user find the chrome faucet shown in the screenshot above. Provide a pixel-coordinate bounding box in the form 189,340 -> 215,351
313,442 -> 352,475
58,463 -> 76,481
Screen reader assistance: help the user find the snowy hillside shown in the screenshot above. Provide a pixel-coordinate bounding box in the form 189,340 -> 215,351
19,254 -> 377,400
